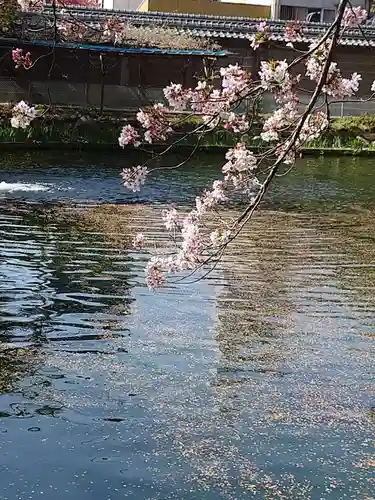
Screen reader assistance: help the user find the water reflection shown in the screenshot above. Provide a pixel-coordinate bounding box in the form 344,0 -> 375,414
210,211 -> 374,497
0,205 -> 134,349
0,347 -> 42,396
0,153 -> 374,499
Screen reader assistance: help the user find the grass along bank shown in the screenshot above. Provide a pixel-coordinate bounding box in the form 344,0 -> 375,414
1,107 -> 375,155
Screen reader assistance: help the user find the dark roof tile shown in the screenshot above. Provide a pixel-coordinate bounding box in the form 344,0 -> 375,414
16,8 -> 375,47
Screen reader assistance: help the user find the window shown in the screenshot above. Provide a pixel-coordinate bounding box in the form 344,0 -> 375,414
323,9 -> 335,22
280,5 -> 296,20
307,8 -> 322,22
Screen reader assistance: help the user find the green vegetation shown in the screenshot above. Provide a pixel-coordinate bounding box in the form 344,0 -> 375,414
0,106 -> 124,146
0,0 -> 17,33
306,115 -> 375,150
1,108 -> 375,153
0,118 -> 122,146
331,115 -> 375,135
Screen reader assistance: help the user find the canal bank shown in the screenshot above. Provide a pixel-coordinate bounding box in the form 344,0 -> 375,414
1,111 -> 375,156
2,142 -> 375,157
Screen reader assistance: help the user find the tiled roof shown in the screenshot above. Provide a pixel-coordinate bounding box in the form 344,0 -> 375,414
17,7 -> 375,47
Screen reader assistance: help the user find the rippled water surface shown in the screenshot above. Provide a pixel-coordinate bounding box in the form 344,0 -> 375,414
0,152 -> 374,499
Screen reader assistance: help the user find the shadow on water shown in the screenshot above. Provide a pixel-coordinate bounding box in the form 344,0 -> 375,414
0,151 -> 374,499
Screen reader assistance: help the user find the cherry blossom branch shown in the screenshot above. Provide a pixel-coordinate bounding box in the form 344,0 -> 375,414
123,0 -> 364,289
11,0 -> 375,290
228,0 -> 348,233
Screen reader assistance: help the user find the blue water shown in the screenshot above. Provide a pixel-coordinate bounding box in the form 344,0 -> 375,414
0,152 -> 374,499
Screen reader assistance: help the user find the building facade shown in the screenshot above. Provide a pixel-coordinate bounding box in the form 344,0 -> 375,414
100,0 -> 370,23
138,0 -> 270,17
102,0 -> 144,9
276,0 -> 367,23
8,7 -> 375,115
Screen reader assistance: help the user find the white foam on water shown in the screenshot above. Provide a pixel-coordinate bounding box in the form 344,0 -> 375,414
0,181 -> 50,193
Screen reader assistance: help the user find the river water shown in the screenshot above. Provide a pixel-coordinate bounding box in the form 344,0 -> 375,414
0,152 -> 374,499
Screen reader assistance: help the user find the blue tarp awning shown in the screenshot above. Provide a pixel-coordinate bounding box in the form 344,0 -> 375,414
14,39 -> 228,57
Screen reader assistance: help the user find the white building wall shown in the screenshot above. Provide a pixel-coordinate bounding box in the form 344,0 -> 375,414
105,0 -> 275,11
103,0 -> 143,10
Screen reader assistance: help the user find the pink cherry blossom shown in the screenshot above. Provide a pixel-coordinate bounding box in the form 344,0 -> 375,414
222,143 -> 257,176
326,70 -> 361,99
222,143 -> 258,193
224,113 -> 249,133
163,83 -> 192,110
276,112 -> 328,163
306,44 -> 362,98
137,104 -> 172,143
195,180 -> 227,215
259,60 -> 292,92
190,87 -> 227,121
196,81 -> 207,91
342,6 -> 367,27
261,101 -> 299,142
118,41 -> 368,290
187,75 -> 245,121
250,21 -> 269,50
180,218 -> 204,268
12,49 -> 32,70
146,256 -> 166,289
284,21 -> 303,43
211,180 -> 227,201
120,165 -> 148,192
102,17 -> 126,44
17,0 -> 43,12
162,208 -> 179,231
118,125 -> 140,148
220,64 -> 249,99
210,228 -> 231,248
132,233 -> 145,250
202,93 -> 227,124
10,101 -> 38,129
299,112 -> 329,144
58,20 -> 86,41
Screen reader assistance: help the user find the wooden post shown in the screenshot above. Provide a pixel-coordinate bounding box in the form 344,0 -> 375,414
99,53 -> 105,114
85,50 -> 89,106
